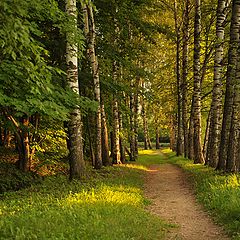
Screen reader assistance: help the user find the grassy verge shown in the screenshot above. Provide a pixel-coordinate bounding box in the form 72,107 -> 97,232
0,160 -> 171,240
162,148 -> 240,240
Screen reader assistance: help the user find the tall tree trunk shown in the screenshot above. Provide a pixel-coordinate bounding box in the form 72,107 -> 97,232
169,114 -> 177,151
203,109 -> 211,162
130,90 -> 136,161
182,0 -> 190,158
188,97 -> 194,160
119,110 -> 126,163
193,0 -> 204,164
174,0 -> 184,156
218,0 -> 240,170
207,0 -> 227,168
112,98 -> 121,164
133,76 -> 140,159
101,102 -> 111,166
86,115 -> 95,166
142,99 -> 151,150
156,126 -> 160,149
66,0 -> 85,179
226,5 -> 240,172
82,3 -> 102,169
112,62 -> 121,164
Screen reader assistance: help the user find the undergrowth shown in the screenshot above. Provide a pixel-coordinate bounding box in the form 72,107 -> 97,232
162,148 -> 240,240
0,160 -> 172,240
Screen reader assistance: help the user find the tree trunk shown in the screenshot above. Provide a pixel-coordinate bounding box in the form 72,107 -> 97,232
0,125 -> 3,147
142,99 -> 150,150
86,115 -> 95,166
156,126 -> 160,149
226,4 -> 240,172
188,97 -> 194,160
193,0 -> 204,164
133,77 -> 140,159
101,102 -> 111,166
218,0 -> 240,170
182,0 -> 190,158
203,109 -> 211,162
16,117 -> 30,172
169,114 -> 177,151
112,98 -> 121,164
130,91 -> 136,161
119,111 -> 126,163
207,0 -> 226,168
174,0 -> 184,156
66,0 -> 85,180
82,3 -> 102,169
112,62 -> 121,164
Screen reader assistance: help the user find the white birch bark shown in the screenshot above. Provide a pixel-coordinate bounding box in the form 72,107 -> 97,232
66,0 -> 85,179
82,3 -> 102,169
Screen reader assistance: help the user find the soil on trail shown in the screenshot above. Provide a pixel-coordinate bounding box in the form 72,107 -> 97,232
144,155 -> 229,240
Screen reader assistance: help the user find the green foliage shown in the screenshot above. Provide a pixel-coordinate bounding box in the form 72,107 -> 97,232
0,161 -> 41,194
0,0 -> 85,120
0,164 -> 172,239
163,149 -> 240,239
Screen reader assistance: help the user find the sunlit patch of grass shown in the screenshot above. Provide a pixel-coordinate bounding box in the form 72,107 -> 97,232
139,149 -> 161,155
64,184 -> 143,206
0,162 -> 172,240
137,149 -> 167,167
121,163 -> 148,171
164,148 -> 240,239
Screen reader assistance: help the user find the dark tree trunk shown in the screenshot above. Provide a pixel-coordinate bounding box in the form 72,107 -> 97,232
218,0 -> 240,170
101,103 -> 111,166
203,109 -> 211,162
119,111 -> 126,163
174,0 -> 184,156
182,0 -> 190,158
188,97 -> 194,160
156,126 -> 160,150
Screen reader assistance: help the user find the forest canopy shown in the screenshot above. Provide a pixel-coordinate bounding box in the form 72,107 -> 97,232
0,0 -> 240,179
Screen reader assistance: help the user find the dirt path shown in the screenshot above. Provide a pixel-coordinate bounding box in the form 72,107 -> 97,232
144,158 -> 229,240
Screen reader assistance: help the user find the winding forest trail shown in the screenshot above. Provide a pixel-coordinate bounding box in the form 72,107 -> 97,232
144,153 -> 229,240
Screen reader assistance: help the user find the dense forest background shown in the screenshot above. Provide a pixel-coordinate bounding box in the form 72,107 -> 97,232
1,0 -> 240,182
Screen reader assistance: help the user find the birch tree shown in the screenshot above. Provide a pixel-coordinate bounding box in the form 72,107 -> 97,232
66,0 -> 85,179
174,0 -> 184,156
225,0 -> 240,172
192,0 -> 204,164
82,2 -> 102,169
218,0 -> 240,170
182,0 -> 190,158
206,0 -> 227,167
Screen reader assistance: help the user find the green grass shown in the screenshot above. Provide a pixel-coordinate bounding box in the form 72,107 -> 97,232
137,149 -> 167,166
0,162 -> 172,239
162,148 -> 240,240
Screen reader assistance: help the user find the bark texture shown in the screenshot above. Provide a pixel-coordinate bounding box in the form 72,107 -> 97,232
174,0 -> 184,156
218,0 -> 240,170
182,0 -> 190,158
226,1 -> 240,172
193,0 -> 204,164
82,3 -> 102,169
66,0 -> 85,179
101,102 -> 111,166
207,0 -> 226,168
